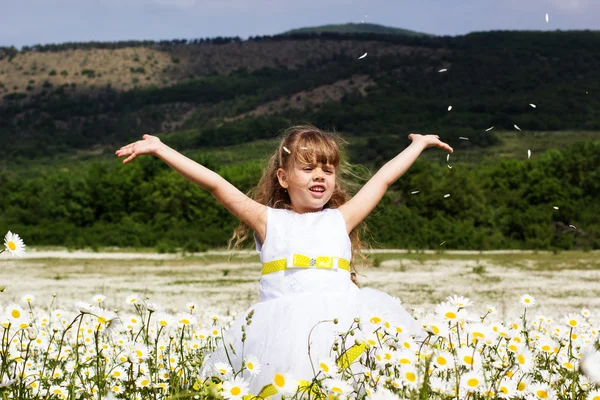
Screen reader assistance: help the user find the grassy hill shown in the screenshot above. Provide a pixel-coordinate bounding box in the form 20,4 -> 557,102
1,29 -> 599,162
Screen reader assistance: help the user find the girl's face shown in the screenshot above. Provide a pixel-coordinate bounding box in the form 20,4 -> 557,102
277,159 -> 336,214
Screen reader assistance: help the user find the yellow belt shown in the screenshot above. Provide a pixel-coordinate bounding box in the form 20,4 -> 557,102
262,254 -> 350,275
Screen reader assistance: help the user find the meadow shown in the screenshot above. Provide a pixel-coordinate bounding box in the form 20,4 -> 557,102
2,248 -> 600,320
1,248 -> 600,399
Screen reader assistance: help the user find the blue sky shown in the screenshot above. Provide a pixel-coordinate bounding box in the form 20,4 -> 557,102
1,0 -> 599,48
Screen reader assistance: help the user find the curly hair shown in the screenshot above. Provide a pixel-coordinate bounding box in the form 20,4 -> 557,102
227,124 -> 369,285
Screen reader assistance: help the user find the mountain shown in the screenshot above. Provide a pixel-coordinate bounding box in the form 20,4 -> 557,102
0,29 -> 599,161
281,23 -> 433,37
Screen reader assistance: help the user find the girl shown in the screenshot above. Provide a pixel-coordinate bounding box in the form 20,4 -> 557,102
116,125 -> 453,395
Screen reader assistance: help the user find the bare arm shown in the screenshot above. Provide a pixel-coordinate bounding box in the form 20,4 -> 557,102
116,135 -> 267,240
338,134 -> 453,233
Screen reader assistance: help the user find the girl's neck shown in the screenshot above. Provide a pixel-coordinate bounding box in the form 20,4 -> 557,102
290,205 -> 325,214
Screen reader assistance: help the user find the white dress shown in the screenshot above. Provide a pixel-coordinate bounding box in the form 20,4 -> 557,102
202,207 -> 422,394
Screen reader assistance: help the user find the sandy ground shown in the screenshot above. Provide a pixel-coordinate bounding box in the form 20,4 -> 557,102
3,250 -> 600,322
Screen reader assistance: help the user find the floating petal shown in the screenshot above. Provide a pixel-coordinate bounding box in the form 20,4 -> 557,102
439,68 -> 448,73
528,150 -> 531,159
358,53 -> 367,60
411,191 -> 420,195
448,106 -> 452,111
514,124 -> 522,131
530,104 -> 537,108
444,194 -> 451,198
486,126 -> 494,132
459,137 -> 469,140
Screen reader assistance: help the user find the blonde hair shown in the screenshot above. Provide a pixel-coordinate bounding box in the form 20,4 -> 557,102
228,124 -> 369,284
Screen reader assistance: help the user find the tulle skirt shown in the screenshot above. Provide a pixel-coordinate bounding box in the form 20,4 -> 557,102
201,286 -> 423,395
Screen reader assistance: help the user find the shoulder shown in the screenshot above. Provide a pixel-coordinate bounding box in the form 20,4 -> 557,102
330,206 -> 351,235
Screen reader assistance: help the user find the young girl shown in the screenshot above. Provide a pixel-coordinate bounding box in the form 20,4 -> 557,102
116,125 -> 453,395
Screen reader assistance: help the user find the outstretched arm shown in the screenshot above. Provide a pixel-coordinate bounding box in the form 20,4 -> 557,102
338,134 -> 453,234
115,135 -> 267,240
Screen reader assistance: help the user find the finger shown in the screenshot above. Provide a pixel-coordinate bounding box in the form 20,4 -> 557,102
123,153 -> 136,164
408,133 -> 414,140
143,134 -> 150,139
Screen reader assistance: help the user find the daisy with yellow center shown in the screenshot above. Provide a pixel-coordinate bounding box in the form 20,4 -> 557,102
244,355 -> 261,376
135,376 -> 151,388
3,231 -> 26,257
530,383 -> 552,399
564,313 -> 581,328
49,385 -> 67,399
322,378 -> 352,398
519,294 -> 536,308
221,377 -> 250,400
433,350 -> 453,371
399,365 -> 419,389
317,357 -> 336,376
435,301 -> 463,322
272,372 -> 298,395
460,371 -> 484,392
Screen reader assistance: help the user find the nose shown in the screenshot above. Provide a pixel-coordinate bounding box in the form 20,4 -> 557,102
313,168 -> 325,181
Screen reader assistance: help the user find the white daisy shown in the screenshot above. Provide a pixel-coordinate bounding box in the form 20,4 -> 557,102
244,355 -> 261,376
563,313 -> 582,329
3,231 -> 26,257
5,303 -> 25,321
317,357 -> 337,377
446,295 -> 473,308
497,379 -> 516,399
21,294 -> 35,303
323,378 -> 353,398
49,385 -> 67,399
530,382 -> 554,399
435,301 -> 465,322
272,372 -> 298,395
213,362 -> 233,378
460,370 -> 485,393
519,294 -> 536,308
587,390 -> 600,400
110,366 -> 127,381
135,375 -> 151,389
221,376 -> 250,399
92,294 -> 106,303
125,294 -> 139,305
398,364 -> 419,389
514,348 -> 534,373
432,350 -> 453,371
128,343 -> 149,364
456,346 -> 482,369
176,312 -> 197,327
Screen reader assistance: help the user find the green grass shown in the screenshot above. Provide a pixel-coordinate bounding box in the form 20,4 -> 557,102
10,130 -> 600,179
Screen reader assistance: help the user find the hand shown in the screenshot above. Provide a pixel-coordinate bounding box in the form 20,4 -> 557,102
408,133 -> 453,153
115,134 -> 162,164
